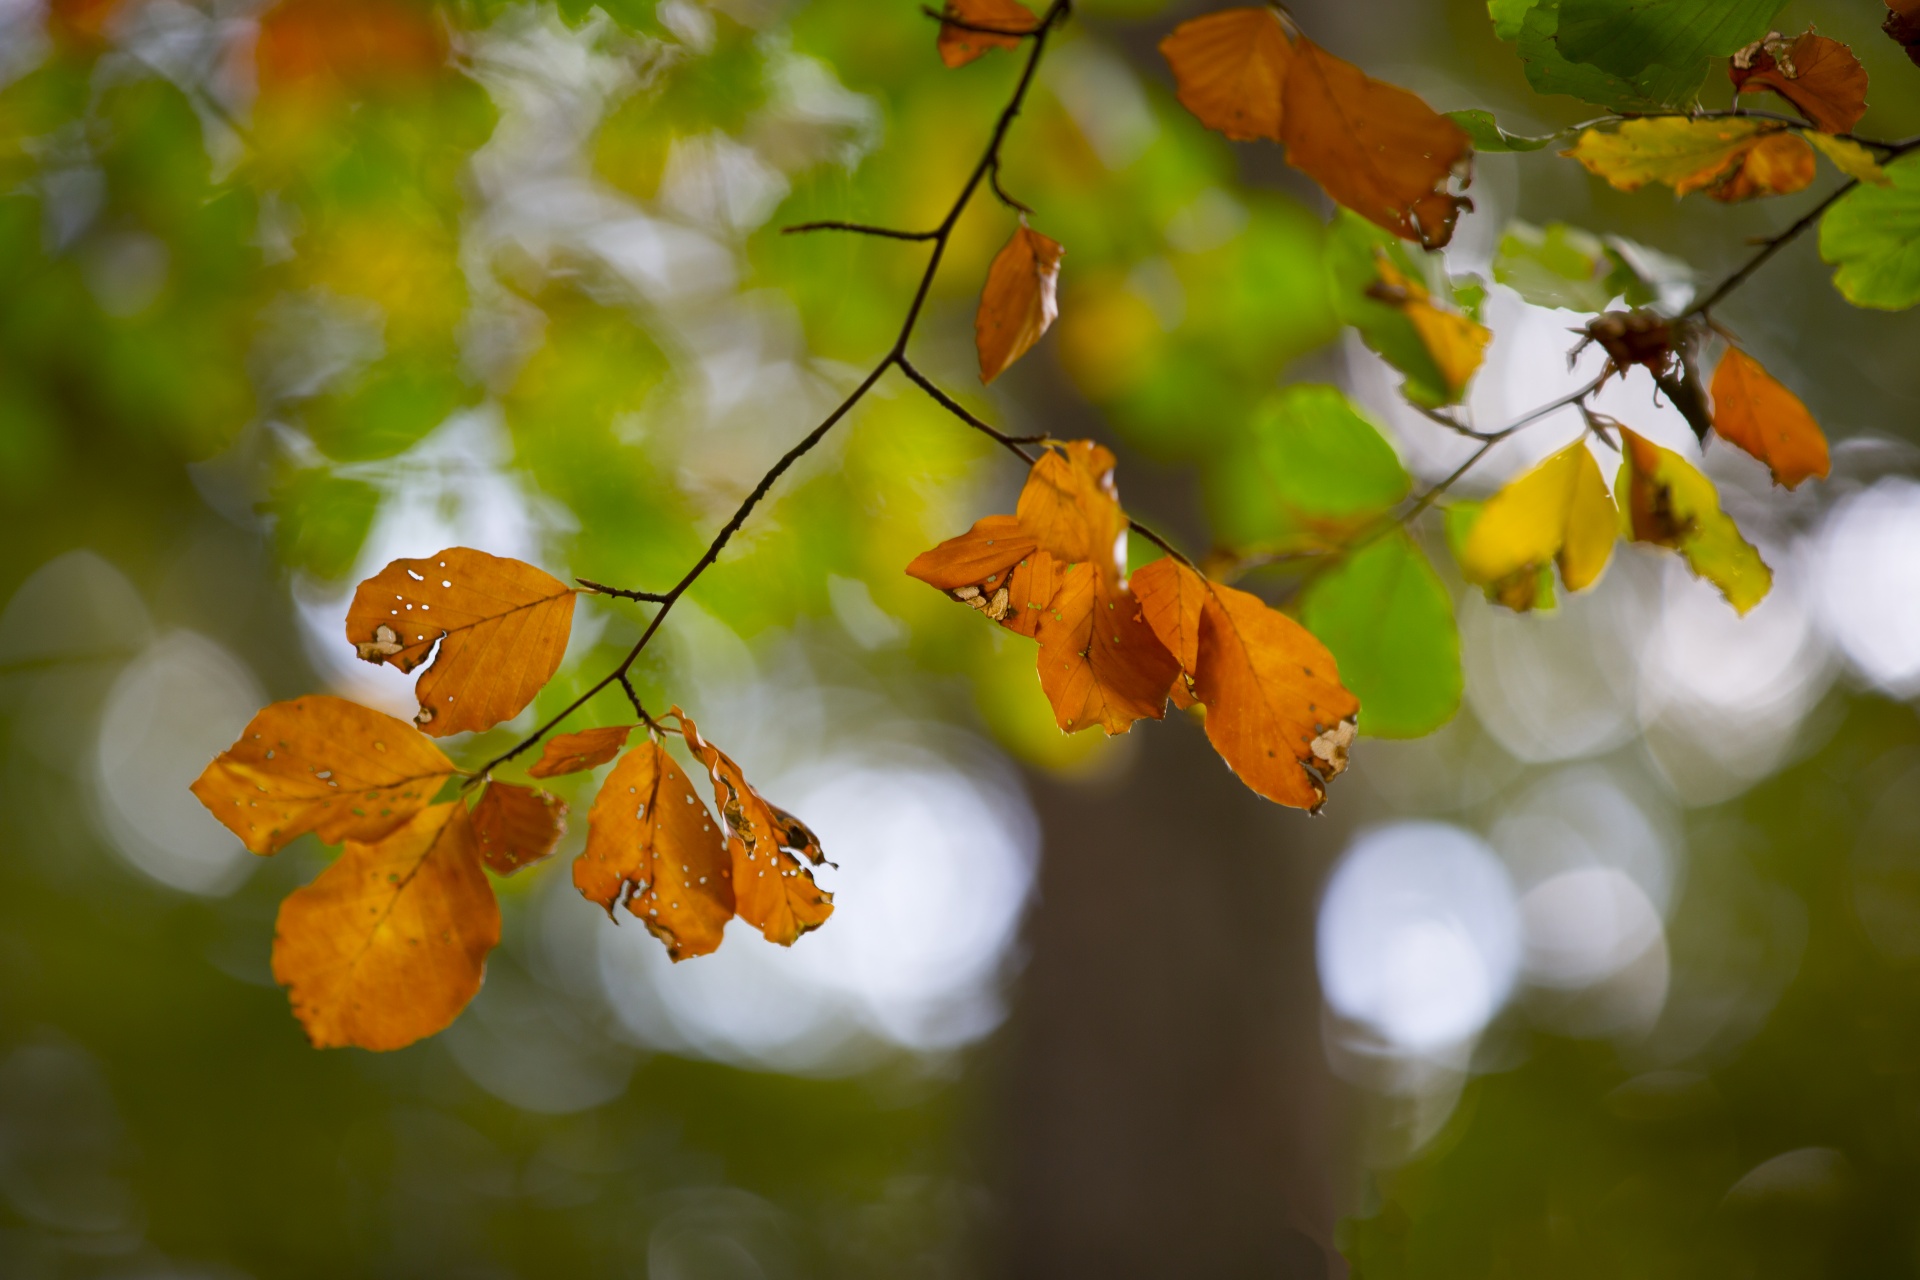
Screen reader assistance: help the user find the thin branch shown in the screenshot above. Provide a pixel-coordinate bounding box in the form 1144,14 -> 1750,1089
782,221 -> 940,241
1686,179 -> 1857,317
988,159 -> 1033,214
577,578 -> 669,602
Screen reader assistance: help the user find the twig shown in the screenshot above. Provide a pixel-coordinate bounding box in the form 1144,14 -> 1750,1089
577,578 -> 669,602
1686,180 -> 1858,317
782,221 -> 940,240
988,159 -> 1032,214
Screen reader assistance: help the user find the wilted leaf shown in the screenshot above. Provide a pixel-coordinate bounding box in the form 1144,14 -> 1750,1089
937,0 -> 1035,69
1565,118 -> 1806,198
1709,346 -> 1830,489
575,740 -> 733,961
1555,0 -> 1786,83
1730,29 -> 1868,134
1298,532 -> 1462,739
1133,558 -> 1360,811
1159,7 -> 1295,142
904,514 -> 1041,631
977,224 -> 1064,384
471,782 -> 566,875
192,696 -> 457,856
1706,129 -> 1815,203
1805,133 -> 1890,186
1448,109 -> 1557,152
345,547 -> 577,737
1368,256 -> 1491,400
1460,440 -> 1617,604
272,803 -> 499,1051
1281,38 -> 1471,249
1888,0 -> 1920,68
527,725 -> 634,778
1014,441 -> 1127,570
1616,426 -> 1773,612
1034,562 -> 1180,735
677,710 -> 832,947
1819,155 -> 1920,309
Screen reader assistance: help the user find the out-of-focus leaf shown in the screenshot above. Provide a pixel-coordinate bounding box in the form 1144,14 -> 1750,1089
1298,532 -> 1461,738
302,359 -> 472,463
1819,156 -> 1920,309
1555,0 -> 1785,82
1369,257 -> 1491,401
1460,441 -> 1616,607
1248,384 -> 1411,523
1511,0 -> 1710,108
1159,7 -> 1294,142
1565,119 -> 1810,200
1616,426 -> 1772,612
1730,30 -> 1869,134
268,470 -> 379,581
1325,212 -> 1452,407
977,224 -> 1064,383
938,0 -> 1037,68
1447,501 -> 1556,610
471,782 -> 566,876
1494,220 -> 1669,310
1448,109 -> 1556,152
1806,133 -> 1890,185
1710,347 -> 1830,489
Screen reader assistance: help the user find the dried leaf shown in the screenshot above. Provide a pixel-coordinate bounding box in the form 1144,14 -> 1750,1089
1710,346 -> 1831,489
527,725 -> 634,778
676,710 -> 833,947
1616,426 -> 1773,613
1280,38 -> 1472,249
192,696 -> 457,856
1730,30 -> 1869,134
976,225 -> 1064,383
1460,440 -> 1617,603
1565,117 -> 1792,196
1132,555 -> 1205,674
937,0 -> 1035,69
471,782 -> 566,875
1706,129 -> 1815,203
1159,7 -> 1295,142
1368,256 -> 1491,401
1014,441 -> 1127,570
1887,0 -> 1920,69
345,547 -> 577,737
575,740 -> 733,961
1034,562 -> 1180,735
272,803 -> 499,1051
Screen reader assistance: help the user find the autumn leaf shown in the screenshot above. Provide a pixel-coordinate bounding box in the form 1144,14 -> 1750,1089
1366,255 -> 1491,401
1014,441 -> 1126,570
1281,38 -> 1472,250
1566,118 -> 1807,198
575,740 -> 734,961
527,724 -> 634,779
1708,347 -> 1829,489
1034,561 -> 1180,735
1135,558 -> 1360,812
937,0 -> 1036,69
1159,7 -> 1295,142
1805,133 -> 1891,186
255,0 -> 448,99
1460,440 -> 1617,606
1730,30 -> 1869,135
471,782 -> 566,875
977,224 -> 1064,384
192,696 -> 457,856
1616,427 -> 1773,613
1706,129 -> 1816,203
1888,0 -> 1920,68
345,547 -> 577,737
272,803 -> 499,1051
676,710 -> 832,948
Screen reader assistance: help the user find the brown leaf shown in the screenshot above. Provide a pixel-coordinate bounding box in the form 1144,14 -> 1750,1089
1014,441 -> 1127,571
1710,346 -> 1831,489
676,709 -> 833,947
271,803 -> 499,1051
1134,558 -> 1360,811
1131,555 -> 1204,674
937,0 -> 1036,68
1280,38 -> 1471,249
1887,0 -> 1920,69
345,547 -> 576,737
191,696 -> 457,856
575,740 -> 734,961
1034,562 -> 1180,735
1706,129 -> 1816,202
1159,7 -> 1295,142
527,725 -> 634,778
471,782 -> 566,875
1731,30 -> 1869,134
976,224 -> 1064,384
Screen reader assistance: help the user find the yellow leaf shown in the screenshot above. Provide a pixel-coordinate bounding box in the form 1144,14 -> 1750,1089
1565,118 -> 1788,197
1806,132 -> 1891,186
1708,130 -> 1815,203
1616,428 -> 1772,614
1370,256 -> 1490,400
1460,441 -> 1616,601
976,224 -> 1064,384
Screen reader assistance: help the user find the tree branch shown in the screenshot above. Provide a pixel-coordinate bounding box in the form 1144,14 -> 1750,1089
1686,179 -> 1858,317
782,221 -> 940,240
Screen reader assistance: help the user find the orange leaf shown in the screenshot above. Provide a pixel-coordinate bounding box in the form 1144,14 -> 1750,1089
1731,30 -> 1869,135
345,547 -> 577,737
1034,562 -> 1180,735
1280,38 -> 1471,250
1159,7 -> 1295,143
1707,130 -> 1816,202
527,725 -> 634,778
1132,556 -> 1205,674
271,803 -> 499,1051
1135,559 -> 1359,811
191,696 -> 456,856
1014,441 -> 1127,571
575,740 -> 734,961
471,782 -> 566,875
1710,347 -> 1831,489
256,0 -> 447,98
676,710 -> 833,947
937,0 -> 1036,68
977,225 -> 1064,384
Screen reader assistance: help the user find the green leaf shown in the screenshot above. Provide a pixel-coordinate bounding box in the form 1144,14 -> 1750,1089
269,470 -> 381,581
1819,155 -> 1920,310
1447,109 -> 1557,153
1325,211 -> 1451,407
1513,0 -> 1709,109
1494,220 -> 1670,311
1209,384 -> 1409,547
1556,0 -> 1786,83
1488,0 -> 1535,41
1299,532 -> 1462,738
303,358 -> 473,462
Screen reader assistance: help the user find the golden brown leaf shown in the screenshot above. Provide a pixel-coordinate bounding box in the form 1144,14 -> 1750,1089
1564,118 -> 1813,201
1136,559 -> 1359,811
1710,346 -> 1831,489
1369,256 -> 1491,400
271,803 -> 499,1051
1280,38 -> 1471,249
1014,441 -> 1127,571
1132,556 -> 1205,674
976,224 -> 1064,384
999,550 -> 1065,639
1707,130 -> 1816,202
1034,562 -> 1180,735
191,696 -> 457,856
1616,427 -> 1773,614
471,782 -> 566,875
676,710 -> 833,947
937,0 -> 1035,69
1158,7 -> 1295,142
527,724 -> 635,778
575,740 -> 734,961
255,0 -> 447,99
1731,30 -> 1869,135
345,547 -> 577,738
